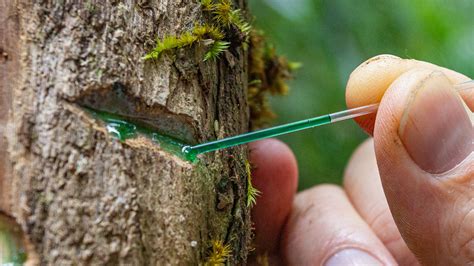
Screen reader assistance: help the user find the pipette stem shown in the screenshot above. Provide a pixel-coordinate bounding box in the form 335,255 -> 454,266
182,80 -> 473,161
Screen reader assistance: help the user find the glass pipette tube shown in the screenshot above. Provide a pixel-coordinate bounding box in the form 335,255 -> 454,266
182,80 -> 473,162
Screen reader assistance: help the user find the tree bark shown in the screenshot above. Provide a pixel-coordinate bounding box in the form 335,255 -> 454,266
1,0 -> 252,264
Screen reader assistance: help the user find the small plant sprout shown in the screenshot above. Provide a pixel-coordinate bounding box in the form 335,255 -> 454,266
205,240 -> 231,265
200,0 -> 213,11
201,0 -> 251,34
143,23 -> 226,61
142,34 -> 197,60
229,10 -> 251,35
144,0 -> 253,61
211,0 -> 233,27
204,41 -> 230,61
193,24 -> 225,40
245,160 -> 261,207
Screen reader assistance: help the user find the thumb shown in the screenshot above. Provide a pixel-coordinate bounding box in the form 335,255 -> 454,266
374,69 -> 473,265
346,54 -> 473,135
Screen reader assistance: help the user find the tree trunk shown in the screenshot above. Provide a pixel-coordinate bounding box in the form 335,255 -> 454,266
1,0 -> 252,264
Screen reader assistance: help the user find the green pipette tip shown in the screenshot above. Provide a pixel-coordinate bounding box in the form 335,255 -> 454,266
182,80 -> 474,162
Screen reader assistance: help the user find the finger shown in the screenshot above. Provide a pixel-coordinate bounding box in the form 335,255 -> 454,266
343,138 -> 419,265
374,69 -> 473,265
281,185 -> 397,266
346,54 -> 472,135
249,139 -> 298,254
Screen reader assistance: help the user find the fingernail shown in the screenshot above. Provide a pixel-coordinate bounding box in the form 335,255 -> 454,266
399,74 -> 472,174
324,248 -> 383,266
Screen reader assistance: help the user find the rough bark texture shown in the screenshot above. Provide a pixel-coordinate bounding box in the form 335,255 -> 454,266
1,0 -> 252,264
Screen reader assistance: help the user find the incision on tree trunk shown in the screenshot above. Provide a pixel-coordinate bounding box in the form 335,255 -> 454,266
74,82 -> 195,160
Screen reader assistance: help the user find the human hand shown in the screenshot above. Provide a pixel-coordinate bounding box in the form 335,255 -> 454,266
249,55 -> 473,265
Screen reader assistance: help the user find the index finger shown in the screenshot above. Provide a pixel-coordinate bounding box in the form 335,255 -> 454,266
249,139 -> 298,254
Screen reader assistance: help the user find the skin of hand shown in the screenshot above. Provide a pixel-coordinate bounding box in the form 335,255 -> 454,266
249,55 -> 473,266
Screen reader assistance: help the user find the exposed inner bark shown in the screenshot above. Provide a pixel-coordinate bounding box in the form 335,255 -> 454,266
75,82 -> 198,144
1,1 -> 252,264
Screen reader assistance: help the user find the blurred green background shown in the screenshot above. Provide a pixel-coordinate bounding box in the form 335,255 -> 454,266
249,0 -> 474,190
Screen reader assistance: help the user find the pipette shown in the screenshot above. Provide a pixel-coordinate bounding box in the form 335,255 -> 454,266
182,80 -> 474,162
